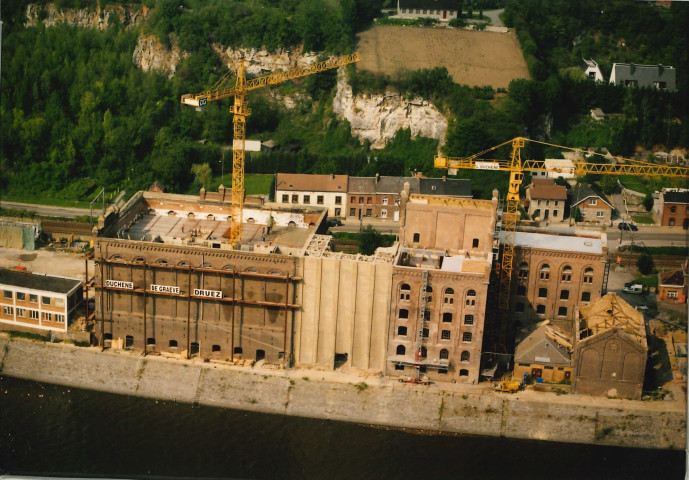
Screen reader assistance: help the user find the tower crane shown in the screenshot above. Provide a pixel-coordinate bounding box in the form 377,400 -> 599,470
182,52 -> 361,248
434,136 -> 689,311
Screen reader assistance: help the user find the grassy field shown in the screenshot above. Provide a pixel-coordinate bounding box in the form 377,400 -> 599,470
0,193 -> 93,209
356,25 -> 529,89
632,215 -> 655,224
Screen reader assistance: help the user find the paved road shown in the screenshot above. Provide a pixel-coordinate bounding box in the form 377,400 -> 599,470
0,201 -> 93,219
483,8 -> 504,27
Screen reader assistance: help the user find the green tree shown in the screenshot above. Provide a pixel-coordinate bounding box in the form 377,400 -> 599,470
637,253 -> 654,275
643,193 -> 654,212
192,162 -> 213,188
359,225 -> 384,255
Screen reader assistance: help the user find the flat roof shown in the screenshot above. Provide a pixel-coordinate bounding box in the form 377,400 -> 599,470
397,248 -> 492,274
502,231 -> 603,255
0,269 -> 82,294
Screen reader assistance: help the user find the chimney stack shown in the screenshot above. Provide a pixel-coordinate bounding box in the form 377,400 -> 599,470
375,173 -> 380,183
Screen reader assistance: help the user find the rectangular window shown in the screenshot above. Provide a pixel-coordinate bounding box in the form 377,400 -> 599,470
462,332 -> 472,342
560,290 -> 569,300
669,218 -> 675,226
558,307 -> 567,317
42,296 -> 51,305
553,210 -> 558,217
581,292 -> 591,302
282,194 -> 288,203
3,306 -> 13,315
335,196 -> 342,205
554,201 -> 558,206
41,312 -> 52,322
359,197 -> 364,204
29,310 -> 39,320
464,315 -> 474,325
54,314 -> 65,323
536,304 -> 546,314
538,288 -> 548,298
30,294 -> 38,303
382,196 -> 388,205
303,195 -> 310,204
589,198 -> 598,206
472,238 -> 479,248
596,211 -> 604,218
367,197 -> 372,204
422,328 -> 429,338
16,292 -> 26,301
668,291 -> 678,299
441,330 -> 451,340
546,200 -> 550,206
16,308 -> 25,317
350,196 -> 356,203
670,206 -> 676,213
317,195 -> 324,205
413,233 -> 420,243
3,290 -> 12,299
335,208 -> 341,216
292,194 -> 298,203
349,208 -> 356,216
381,209 -> 387,218
365,209 -> 372,217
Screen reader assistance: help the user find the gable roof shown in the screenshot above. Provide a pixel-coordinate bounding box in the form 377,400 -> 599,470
568,183 -> 613,208
0,269 -> 82,294
399,0 -> 459,10
663,189 -> 689,204
659,270 -> 685,287
275,173 -> 348,193
419,178 -> 472,197
610,63 -> 676,91
376,176 -> 420,194
515,321 -> 572,366
527,179 -> 567,200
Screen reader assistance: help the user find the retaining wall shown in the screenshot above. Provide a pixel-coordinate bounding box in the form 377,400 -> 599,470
0,335 -> 684,450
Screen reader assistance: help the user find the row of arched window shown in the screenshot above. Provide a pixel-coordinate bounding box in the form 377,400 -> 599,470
395,345 -> 471,362
399,283 -> 477,306
107,255 -> 283,276
518,263 -> 595,284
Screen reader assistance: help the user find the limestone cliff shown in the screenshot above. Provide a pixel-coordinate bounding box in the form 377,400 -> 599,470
333,69 -> 447,149
25,3 -> 150,30
133,34 -> 187,78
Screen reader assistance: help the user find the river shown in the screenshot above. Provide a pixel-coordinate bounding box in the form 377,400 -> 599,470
0,376 -> 684,479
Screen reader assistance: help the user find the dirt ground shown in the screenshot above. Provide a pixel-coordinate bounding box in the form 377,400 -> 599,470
356,25 -> 530,89
0,246 -> 92,280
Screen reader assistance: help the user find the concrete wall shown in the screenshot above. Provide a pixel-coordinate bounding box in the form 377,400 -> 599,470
295,256 -> 393,371
0,335 -> 684,450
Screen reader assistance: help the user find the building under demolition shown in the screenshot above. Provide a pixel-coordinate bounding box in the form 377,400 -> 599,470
93,183 -> 610,385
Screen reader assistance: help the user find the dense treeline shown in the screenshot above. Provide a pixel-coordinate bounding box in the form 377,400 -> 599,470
1,0 -> 687,204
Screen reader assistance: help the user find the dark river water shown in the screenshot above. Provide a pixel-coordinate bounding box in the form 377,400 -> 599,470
0,376 -> 684,480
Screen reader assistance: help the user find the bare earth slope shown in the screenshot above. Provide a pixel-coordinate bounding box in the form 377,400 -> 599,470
357,26 -> 530,89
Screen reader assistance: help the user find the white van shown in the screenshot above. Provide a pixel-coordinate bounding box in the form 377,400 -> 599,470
623,284 -> 643,294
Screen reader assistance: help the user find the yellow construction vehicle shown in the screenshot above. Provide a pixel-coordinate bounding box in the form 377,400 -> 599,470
434,137 -> 689,310
182,53 -> 361,248
494,380 -> 521,393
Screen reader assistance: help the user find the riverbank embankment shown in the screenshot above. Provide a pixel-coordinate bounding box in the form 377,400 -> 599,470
0,333 -> 684,450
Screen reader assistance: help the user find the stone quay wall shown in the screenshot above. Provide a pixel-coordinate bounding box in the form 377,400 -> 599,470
0,334 -> 684,450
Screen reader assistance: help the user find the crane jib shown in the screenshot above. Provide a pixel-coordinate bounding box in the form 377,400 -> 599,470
475,162 -> 501,170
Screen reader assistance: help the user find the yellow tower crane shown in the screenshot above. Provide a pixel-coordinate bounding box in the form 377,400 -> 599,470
182,52 -> 361,247
434,136 -> 689,310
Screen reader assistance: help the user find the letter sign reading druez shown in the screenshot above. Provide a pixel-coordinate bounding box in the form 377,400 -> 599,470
105,280 -> 134,289
150,284 -> 181,295
194,288 -> 223,299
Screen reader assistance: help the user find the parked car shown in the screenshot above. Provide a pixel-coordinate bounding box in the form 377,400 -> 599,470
636,305 -> 650,311
327,218 -> 343,227
618,222 -> 638,231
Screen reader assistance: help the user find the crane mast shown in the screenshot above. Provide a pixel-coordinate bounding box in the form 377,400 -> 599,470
435,136 -> 689,310
182,53 -> 361,247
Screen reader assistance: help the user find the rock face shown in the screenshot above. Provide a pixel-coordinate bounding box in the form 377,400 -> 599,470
333,69 -> 447,149
25,3 -> 150,30
211,45 -> 321,76
133,35 -> 187,78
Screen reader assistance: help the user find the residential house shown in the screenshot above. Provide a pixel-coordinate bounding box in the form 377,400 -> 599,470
525,178 -> 567,222
590,108 -> 605,121
658,269 -> 687,303
609,63 -> 676,92
572,293 -> 647,399
581,58 -> 604,82
569,183 -> 614,225
659,188 -> 689,229
513,320 -> 573,384
396,0 -> 459,22
347,175 -> 471,222
275,173 -> 348,218
0,269 -> 83,334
